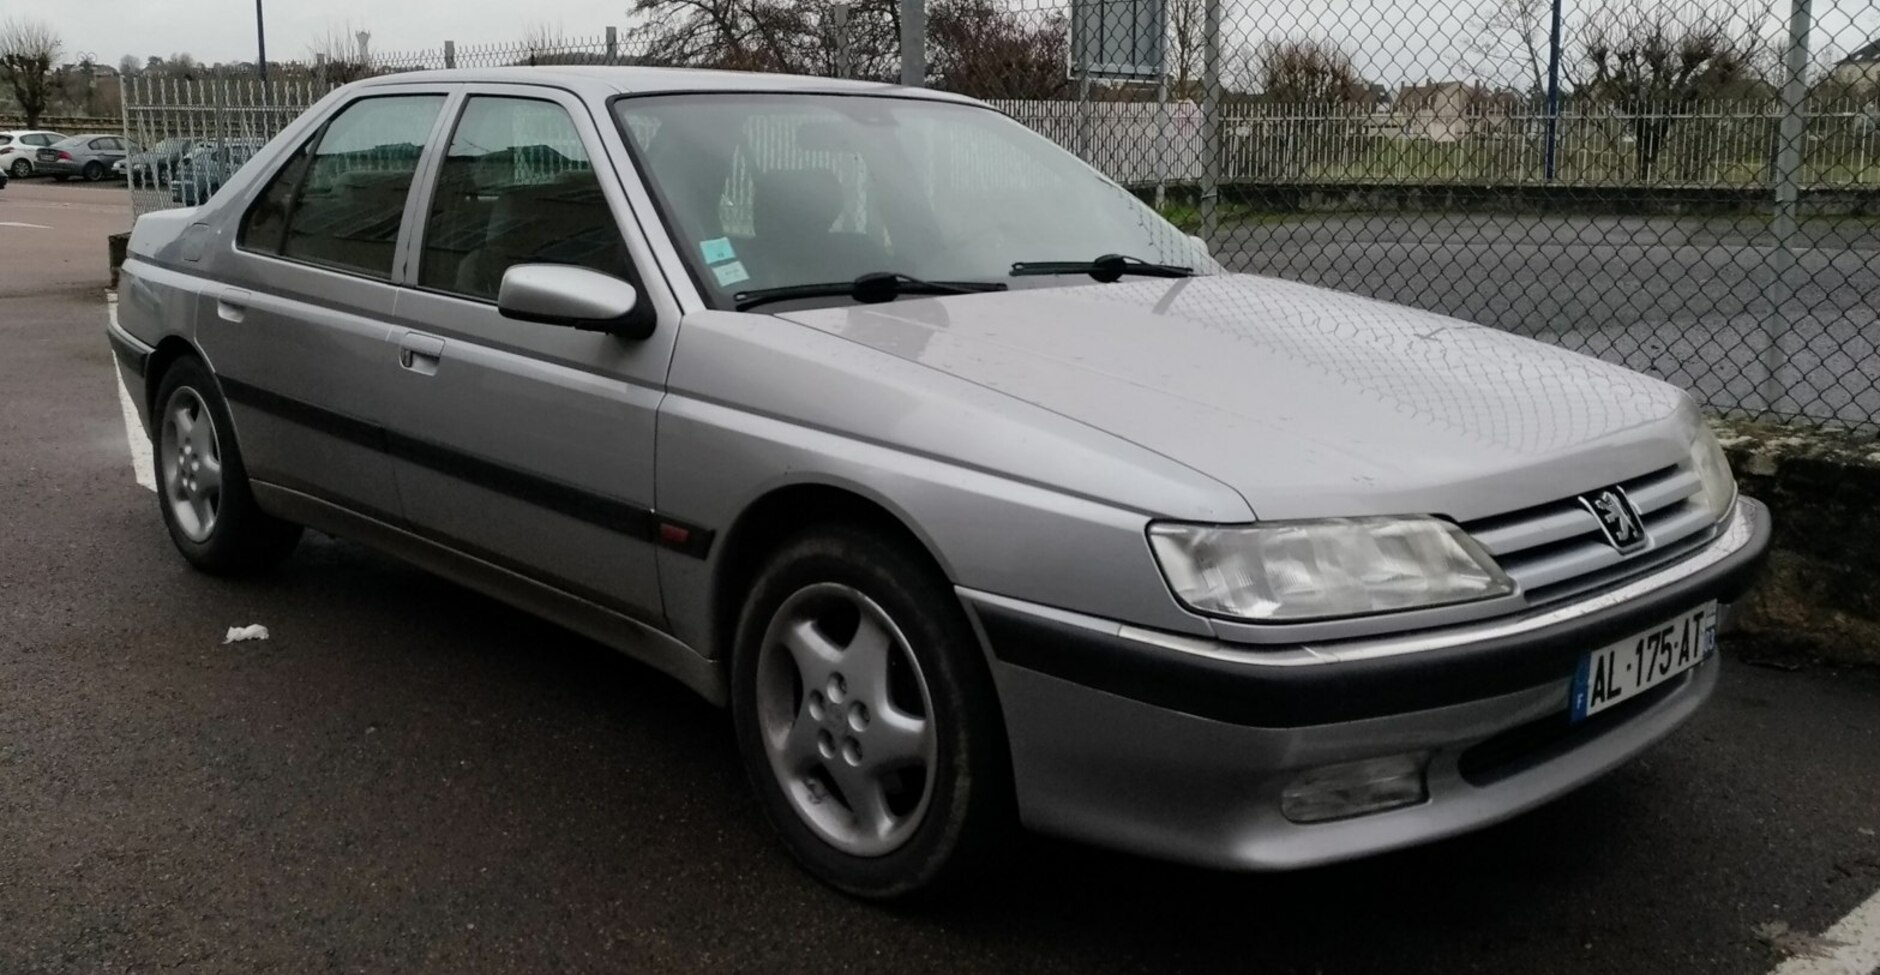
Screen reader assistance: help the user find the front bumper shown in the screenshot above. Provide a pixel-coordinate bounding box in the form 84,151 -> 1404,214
963,497 -> 1769,870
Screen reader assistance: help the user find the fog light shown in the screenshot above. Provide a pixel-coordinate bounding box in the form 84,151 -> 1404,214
1280,752 -> 1430,824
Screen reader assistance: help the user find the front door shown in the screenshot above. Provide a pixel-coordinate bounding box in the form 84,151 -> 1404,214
380,87 -> 679,625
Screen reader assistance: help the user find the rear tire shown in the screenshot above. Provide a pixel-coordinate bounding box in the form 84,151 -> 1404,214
730,523 -> 1014,900
153,357 -> 302,574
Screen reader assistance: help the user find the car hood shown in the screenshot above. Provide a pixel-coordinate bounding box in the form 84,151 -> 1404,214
774,274 -> 1695,521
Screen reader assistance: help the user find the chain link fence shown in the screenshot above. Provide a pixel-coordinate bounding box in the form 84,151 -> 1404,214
117,0 -> 1880,435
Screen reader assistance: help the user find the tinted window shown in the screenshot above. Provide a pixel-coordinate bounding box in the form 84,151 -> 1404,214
90,138 -> 112,151
26,134 -> 54,146
239,134 -> 315,253
246,95 -> 443,279
419,96 -> 632,300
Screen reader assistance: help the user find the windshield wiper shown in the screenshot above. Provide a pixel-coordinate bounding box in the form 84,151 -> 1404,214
1009,253 -> 1195,283
734,272 -> 1006,312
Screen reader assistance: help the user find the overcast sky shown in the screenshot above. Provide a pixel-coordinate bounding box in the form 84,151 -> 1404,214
40,0 -> 634,66
28,0 -> 1880,89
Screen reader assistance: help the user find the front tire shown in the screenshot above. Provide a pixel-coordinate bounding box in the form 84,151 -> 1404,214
153,357 -> 302,574
7,159 -> 27,178
731,524 -> 1013,900
82,161 -> 105,182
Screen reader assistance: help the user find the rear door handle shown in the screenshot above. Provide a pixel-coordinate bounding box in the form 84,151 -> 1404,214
216,288 -> 251,323
398,332 -> 446,376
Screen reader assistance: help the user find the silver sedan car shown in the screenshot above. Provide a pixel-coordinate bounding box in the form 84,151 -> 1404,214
112,67 -> 1770,899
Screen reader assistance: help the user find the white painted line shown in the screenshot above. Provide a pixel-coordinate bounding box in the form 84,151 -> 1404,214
106,296 -> 156,493
1769,887 -> 1880,975
0,220 -> 51,229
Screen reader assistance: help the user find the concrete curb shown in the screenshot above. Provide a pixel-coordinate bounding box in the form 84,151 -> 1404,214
1715,418 -> 1880,666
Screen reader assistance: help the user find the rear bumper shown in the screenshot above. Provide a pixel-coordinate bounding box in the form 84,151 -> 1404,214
963,497 -> 1768,870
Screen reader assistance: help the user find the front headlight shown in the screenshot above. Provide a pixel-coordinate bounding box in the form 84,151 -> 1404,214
1148,517 -> 1513,622
1689,425 -> 1737,522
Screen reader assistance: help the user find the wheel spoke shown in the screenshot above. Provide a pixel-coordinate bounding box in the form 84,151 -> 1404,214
780,704 -> 825,773
172,408 -> 195,445
868,706 -> 930,771
842,613 -> 895,710
830,760 -> 895,841
781,618 -> 843,690
195,454 -> 222,495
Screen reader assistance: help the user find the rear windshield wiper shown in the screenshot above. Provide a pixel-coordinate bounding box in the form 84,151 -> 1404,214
734,272 -> 1006,312
1009,253 -> 1195,283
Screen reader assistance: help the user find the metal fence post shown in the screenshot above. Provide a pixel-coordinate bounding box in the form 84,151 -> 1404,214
1542,0 -> 1562,181
444,40 -> 457,69
830,5 -> 852,79
900,0 -> 925,87
1763,0 -> 1813,414
605,27 -> 618,64
1154,70 -> 1168,211
1198,0 -> 1221,245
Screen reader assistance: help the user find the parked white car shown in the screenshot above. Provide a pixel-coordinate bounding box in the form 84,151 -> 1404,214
0,129 -> 66,178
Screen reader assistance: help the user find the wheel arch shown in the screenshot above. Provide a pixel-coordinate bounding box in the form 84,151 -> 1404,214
143,335 -> 209,429
709,482 -> 958,669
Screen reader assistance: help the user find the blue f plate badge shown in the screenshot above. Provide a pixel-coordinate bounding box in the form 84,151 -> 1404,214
1569,602 -> 1717,722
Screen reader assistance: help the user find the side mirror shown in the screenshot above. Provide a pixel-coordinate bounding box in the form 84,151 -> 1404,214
496,264 -> 655,339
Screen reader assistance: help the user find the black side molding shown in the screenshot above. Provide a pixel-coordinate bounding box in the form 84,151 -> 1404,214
218,376 -> 715,559
106,327 -> 150,379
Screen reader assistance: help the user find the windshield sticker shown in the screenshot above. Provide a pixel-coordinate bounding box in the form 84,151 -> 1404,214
700,237 -> 737,265
712,261 -> 751,287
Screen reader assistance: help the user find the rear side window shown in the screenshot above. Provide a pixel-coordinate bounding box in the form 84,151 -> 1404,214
27,134 -> 54,146
237,94 -> 444,280
418,96 -> 633,301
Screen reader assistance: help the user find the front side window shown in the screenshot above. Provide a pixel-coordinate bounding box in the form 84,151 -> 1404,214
238,94 -> 444,279
614,94 -> 1206,307
419,96 -> 633,301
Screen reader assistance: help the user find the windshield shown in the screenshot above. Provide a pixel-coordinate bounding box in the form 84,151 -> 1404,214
612,93 -> 1212,307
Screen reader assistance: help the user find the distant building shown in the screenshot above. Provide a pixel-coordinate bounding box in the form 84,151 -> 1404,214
1830,38 -> 1880,91
1387,80 -> 1519,142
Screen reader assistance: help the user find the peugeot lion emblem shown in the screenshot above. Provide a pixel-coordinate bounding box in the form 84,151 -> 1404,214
1579,487 -> 1647,554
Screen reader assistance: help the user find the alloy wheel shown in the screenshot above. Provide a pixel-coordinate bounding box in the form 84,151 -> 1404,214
754,583 -> 938,857
158,387 -> 223,543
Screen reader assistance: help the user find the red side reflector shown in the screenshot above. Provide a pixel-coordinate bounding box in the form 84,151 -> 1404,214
657,523 -> 691,546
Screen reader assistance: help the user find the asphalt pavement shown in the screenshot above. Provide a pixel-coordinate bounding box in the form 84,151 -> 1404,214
1223,213 -> 1880,430
3,179 -> 1880,974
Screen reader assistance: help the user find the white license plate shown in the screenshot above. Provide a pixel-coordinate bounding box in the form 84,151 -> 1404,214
1569,602 -> 1716,721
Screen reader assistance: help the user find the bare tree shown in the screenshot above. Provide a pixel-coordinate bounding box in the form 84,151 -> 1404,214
1165,0 -> 1205,100
0,17 -> 61,128
927,0 -> 1068,98
1252,37 -> 1371,104
626,0 -> 820,73
1464,0 -> 1552,102
1579,3 -> 1773,180
308,23 -> 373,83
522,20 -> 568,62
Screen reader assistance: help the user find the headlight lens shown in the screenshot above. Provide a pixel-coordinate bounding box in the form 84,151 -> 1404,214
1689,425 -> 1736,522
1148,517 -> 1514,622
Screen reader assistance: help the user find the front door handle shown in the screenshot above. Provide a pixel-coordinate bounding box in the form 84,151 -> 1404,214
398,332 -> 446,376
216,288 -> 251,323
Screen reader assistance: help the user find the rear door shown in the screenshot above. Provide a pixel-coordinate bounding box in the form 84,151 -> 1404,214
200,90 -> 453,520
378,85 -> 682,625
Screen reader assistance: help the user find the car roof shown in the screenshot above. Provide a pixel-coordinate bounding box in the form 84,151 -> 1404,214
346,65 -> 980,105
56,133 -> 122,141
